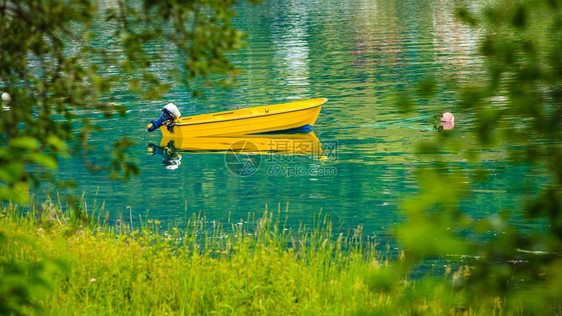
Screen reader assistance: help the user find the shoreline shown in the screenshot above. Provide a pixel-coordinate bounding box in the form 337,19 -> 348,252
0,201 -> 544,315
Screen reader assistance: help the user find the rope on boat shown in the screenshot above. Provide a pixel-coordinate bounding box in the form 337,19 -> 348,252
320,106 -> 351,129
361,114 -> 435,127
321,107 -> 437,131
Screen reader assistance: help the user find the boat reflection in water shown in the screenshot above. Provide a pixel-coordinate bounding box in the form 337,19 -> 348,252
147,131 -> 326,170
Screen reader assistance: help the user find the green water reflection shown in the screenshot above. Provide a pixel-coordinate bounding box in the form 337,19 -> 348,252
43,0 -> 541,242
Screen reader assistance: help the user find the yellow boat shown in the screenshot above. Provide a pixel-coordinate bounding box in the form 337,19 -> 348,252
147,98 -> 328,137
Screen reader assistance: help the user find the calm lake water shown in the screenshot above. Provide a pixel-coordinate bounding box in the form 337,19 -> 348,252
37,0 -> 543,245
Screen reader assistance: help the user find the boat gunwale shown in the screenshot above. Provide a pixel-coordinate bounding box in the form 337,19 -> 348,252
173,100 -> 326,127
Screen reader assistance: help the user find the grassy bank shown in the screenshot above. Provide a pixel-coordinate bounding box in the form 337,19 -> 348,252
1,202 -> 507,315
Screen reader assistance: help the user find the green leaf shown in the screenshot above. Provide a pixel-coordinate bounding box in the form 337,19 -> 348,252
24,153 -> 58,169
9,137 -> 40,150
46,135 -> 68,153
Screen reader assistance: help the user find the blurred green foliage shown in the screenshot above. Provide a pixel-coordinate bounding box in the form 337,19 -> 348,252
398,0 -> 562,312
0,0 -> 257,203
0,232 -> 47,315
0,226 -> 66,315
0,204 -> 507,315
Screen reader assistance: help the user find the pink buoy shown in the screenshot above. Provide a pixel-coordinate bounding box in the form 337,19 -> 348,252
441,112 -> 454,122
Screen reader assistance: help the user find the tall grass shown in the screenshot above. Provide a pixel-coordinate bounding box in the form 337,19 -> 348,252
0,200 -> 507,315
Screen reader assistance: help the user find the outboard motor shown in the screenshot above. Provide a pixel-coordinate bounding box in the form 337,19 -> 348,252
147,103 -> 182,132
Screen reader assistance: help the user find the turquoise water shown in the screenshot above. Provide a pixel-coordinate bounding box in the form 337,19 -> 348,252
39,0 -> 540,243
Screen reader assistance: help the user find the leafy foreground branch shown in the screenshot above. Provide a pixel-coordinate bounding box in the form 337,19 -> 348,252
396,1 -> 562,313
0,0 -> 258,203
2,203 -> 550,315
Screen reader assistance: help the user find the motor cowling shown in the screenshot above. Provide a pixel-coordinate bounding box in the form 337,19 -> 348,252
147,103 -> 182,132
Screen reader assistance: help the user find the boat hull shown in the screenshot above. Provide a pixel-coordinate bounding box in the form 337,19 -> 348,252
159,98 -> 327,137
